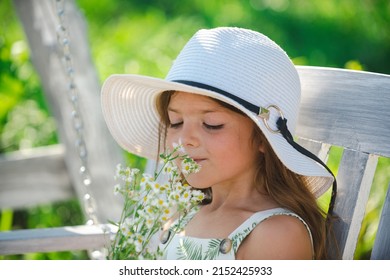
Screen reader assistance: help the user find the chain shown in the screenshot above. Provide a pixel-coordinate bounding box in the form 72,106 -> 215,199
54,0 -> 106,259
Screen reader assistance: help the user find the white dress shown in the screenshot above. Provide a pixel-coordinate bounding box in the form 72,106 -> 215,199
161,207 -> 314,260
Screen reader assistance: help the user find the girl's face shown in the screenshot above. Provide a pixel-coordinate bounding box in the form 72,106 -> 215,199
166,91 -> 262,189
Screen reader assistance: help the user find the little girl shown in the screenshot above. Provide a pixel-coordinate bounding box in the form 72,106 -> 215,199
101,27 -> 336,259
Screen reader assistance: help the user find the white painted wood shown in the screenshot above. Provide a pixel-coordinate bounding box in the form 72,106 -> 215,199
0,224 -> 116,255
296,66 -> 390,259
330,151 -> 378,259
343,154 -> 378,259
371,183 -> 390,260
13,0 -> 124,223
296,66 -> 390,158
296,138 -> 331,163
0,145 -> 74,209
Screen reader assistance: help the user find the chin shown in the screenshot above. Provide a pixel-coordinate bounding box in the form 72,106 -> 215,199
185,175 -> 210,189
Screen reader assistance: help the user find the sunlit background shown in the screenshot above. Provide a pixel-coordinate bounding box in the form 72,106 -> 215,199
1,0 -> 389,259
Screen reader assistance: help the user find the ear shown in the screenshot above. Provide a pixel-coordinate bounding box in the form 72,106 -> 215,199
258,142 -> 265,153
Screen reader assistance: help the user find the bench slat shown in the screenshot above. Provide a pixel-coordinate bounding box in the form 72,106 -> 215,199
296,138 -> 331,163
0,145 -> 74,209
331,151 -> 378,259
0,224 -> 115,255
371,183 -> 390,259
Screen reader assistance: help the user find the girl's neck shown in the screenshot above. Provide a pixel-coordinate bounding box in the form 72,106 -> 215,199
207,181 -> 277,214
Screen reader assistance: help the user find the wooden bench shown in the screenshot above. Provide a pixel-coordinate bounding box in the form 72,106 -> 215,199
1,66 -> 389,259
296,66 -> 390,259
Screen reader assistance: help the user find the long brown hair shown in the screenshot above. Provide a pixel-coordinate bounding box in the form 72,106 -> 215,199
156,90 -> 329,259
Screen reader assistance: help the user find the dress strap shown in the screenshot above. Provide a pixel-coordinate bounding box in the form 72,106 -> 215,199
228,208 -> 314,258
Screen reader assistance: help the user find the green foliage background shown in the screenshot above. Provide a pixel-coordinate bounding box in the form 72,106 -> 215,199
0,0 -> 389,259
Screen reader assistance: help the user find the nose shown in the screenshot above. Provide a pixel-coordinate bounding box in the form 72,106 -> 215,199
179,123 -> 200,148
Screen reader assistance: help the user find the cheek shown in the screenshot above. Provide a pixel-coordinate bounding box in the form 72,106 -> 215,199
214,131 -> 242,151
207,136 -> 241,162
165,131 -> 176,149
214,130 -> 256,161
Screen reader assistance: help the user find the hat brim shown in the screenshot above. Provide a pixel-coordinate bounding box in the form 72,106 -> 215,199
101,74 -> 333,198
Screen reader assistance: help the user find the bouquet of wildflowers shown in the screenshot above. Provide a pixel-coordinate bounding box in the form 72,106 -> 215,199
108,145 -> 204,260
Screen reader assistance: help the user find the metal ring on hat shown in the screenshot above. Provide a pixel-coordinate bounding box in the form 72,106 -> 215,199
260,105 -> 285,134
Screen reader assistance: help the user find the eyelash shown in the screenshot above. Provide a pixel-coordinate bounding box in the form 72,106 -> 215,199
169,122 -> 182,129
203,123 -> 224,130
169,122 -> 224,130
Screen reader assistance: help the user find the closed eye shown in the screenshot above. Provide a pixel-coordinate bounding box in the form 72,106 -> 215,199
169,122 -> 183,129
203,123 -> 224,130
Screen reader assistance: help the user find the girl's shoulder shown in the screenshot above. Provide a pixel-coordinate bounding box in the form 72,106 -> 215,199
233,208 -> 314,259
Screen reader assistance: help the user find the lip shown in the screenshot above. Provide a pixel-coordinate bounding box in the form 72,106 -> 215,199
192,158 -> 206,164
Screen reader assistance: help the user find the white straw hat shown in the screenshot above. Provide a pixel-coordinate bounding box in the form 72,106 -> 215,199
101,27 -> 334,198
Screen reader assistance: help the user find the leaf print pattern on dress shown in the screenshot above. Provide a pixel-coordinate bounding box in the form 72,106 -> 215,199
176,237 -> 229,260
177,238 -> 203,260
204,238 -> 223,260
